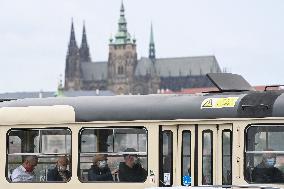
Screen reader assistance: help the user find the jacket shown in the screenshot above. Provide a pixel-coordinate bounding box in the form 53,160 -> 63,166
88,165 -> 113,181
47,166 -> 71,182
118,162 -> 147,182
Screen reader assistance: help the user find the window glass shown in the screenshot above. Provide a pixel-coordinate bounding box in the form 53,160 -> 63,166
160,131 -> 173,186
7,128 -> 72,183
202,130 -> 213,185
79,127 -> 147,183
222,131 -> 232,185
245,125 -> 284,183
181,131 -> 191,186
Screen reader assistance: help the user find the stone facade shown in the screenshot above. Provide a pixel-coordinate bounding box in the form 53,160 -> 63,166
64,2 -> 221,95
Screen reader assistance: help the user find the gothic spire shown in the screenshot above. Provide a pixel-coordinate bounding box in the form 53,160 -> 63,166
114,0 -> 132,45
79,21 -> 91,62
149,23 -> 156,60
67,19 -> 78,55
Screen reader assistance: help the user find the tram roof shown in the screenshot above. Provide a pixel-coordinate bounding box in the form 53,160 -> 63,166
1,91 -> 284,122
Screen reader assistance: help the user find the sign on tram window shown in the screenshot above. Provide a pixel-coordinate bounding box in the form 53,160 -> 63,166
79,127 -> 148,183
245,125 -> 284,184
6,128 -> 72,183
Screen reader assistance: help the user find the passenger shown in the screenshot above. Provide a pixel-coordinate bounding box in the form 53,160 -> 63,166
118,148 -> 147,182
47,156 -> 71,182
11,155 -> 38,182
88,154 -> 115,181
252,150 -> 284,183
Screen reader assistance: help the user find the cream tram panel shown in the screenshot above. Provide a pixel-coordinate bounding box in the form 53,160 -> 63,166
0,105 -> 75,125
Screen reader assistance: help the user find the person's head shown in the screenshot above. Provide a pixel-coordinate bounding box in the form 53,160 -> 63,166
123,148 -> 139,168
93,154 -> 108,169
57,156 -> 69,172
22,155 -> 38,173
262,149 -> 277,168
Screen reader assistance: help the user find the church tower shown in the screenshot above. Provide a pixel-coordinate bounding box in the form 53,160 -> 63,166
107,1 -> 137,94
149,23 -> 156,60
64,20 -> 81,90
79,22 -> 91,62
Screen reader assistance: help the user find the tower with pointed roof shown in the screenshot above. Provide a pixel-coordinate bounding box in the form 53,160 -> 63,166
79,22 -> 91,62
107,1 -> 138,94
149,23 -> 156,60
65,20 -> 81,90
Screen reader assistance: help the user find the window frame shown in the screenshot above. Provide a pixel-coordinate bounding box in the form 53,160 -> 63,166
6,127 -> 72,183
181,130 -> 191,186
244,124 -> 284,183
222,129 -> 232,185
201,129 -> 213,185
78,126 -> 148,183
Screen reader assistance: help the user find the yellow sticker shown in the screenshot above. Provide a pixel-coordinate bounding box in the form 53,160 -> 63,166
201,97 -> 239,109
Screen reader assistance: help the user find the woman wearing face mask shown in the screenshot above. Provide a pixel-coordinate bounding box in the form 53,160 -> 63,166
88,154 -> 115,181
251,149 -> 284,183
47,156 -> 71,182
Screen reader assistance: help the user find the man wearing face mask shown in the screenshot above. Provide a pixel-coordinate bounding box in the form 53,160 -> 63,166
88,154 -> 115,181
252,150 -> 284,183
11,155 -> 38,182
118,148 -> 147,182
47,156 -> 71,182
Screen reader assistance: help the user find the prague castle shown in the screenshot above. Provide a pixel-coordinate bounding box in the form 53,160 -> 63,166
64,2 -> 222,95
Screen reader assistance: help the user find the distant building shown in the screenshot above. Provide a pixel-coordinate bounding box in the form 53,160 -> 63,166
64,2 -> 222,95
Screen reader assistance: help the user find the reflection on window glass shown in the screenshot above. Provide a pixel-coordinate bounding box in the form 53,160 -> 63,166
7,128 -> 72,183
222,131 -> 232,185
79,128 -> 147,183
182,131 -> 191,186
245,125 -> 284,183
202,130 -> 212,185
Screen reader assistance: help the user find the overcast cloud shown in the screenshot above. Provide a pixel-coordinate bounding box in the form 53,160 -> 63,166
0,0 -> 284,92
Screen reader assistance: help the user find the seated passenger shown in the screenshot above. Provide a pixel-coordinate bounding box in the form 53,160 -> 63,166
47,156 -> 71,182
88,154 -> 115,181
252,150 -> 284,183
118,148 -> 147,182
11,155 -> 38,182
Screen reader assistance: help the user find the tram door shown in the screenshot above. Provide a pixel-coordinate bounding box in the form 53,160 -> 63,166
177,124 -> 233,186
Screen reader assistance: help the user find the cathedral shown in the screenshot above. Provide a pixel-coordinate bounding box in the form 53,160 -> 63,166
64,2 -> 222,95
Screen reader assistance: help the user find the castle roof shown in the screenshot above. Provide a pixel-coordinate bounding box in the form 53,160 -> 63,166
80,55 -> 221,81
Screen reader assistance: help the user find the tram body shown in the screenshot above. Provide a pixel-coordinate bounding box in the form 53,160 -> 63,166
1,74 -> 284,189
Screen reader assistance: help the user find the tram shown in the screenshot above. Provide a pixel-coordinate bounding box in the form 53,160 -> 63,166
0,73 -> 284,189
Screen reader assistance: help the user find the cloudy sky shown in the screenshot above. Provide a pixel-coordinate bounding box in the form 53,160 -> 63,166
1,0 -> 284,92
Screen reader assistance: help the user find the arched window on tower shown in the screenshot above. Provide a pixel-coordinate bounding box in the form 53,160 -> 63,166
118,66 -> 124,75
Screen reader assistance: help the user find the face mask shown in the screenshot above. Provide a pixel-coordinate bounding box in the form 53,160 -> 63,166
25,164 -> 34,173
58,166 -> 67,172
98,160 -> 107,168
133,157 -> 140,165
266,158 -> 276,167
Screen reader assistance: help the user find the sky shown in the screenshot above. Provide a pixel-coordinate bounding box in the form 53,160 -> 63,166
1,0 -> 284,93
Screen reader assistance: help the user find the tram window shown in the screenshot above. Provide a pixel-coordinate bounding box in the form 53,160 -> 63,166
6,128 -> 72,183
222,130 -> 232,185
181,131 -> 191,185
160,130 -> 173,186
79,127 -> 147,183
202,130 -> 213,185
245,125 -> 284,183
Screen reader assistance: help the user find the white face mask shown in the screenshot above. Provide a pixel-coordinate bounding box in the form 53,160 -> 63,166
266,158 -> 276,167
98,160 -> 107,168
58,165 -> 67,172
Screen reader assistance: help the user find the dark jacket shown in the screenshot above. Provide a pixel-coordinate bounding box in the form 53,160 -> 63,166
88,165 -> 113,181
252,162 -> 284,183
118,162 -> 147,182
47,166 -> 71,182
